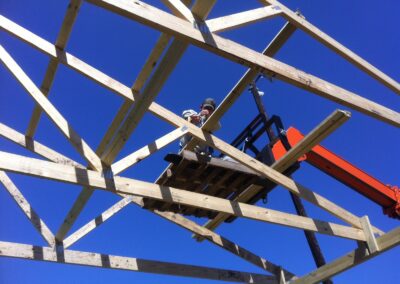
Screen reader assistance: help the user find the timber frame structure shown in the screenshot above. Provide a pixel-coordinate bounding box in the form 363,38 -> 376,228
0,0 -> 399,283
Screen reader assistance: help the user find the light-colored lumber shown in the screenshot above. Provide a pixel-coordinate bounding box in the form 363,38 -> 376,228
0,171 -> 56,247
260,0 -> 400,95
0,241 -> 275,283
279,268 -> 287,284
0,122 -> 84,168
26,0 -> 83,137
291,226 -> 400,284
206,5 -> 282,33
162,0 -> 195,22
83,0 -> 400,127
0,151 -> 367,241
0,16 -> 387,230
63,197 -> 133,248
360,215 -> 379,253
111,127 -> 188,174
152,209 -> 296,279
0,45 -> 104,172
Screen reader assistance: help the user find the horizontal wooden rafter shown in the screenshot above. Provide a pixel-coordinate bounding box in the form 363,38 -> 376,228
0,151 -> 368,241
0,241 -> 275,283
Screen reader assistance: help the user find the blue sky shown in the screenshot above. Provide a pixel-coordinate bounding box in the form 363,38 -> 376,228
0,0 -> 399,283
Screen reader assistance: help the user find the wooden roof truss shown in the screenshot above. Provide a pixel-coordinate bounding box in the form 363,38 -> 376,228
0,0 -> 399,283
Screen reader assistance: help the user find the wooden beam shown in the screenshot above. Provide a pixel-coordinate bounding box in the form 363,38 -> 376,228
360,215 -> 379,254
0,241 -> 276,283
63,197 -> 133,248
0,45 -> 104,172
111,127 -> 188,174
0,171 -> 56,247
152,209 -> 296,279
259,0 -> 400,95
83,0 -> 400,127
0,151 -> 368,241
100,0 -> 217,165
0,122 -> 84,169
162,0 -> 195,22
0,16 -> 386,231
26,0 -> 83,137
291,226 -> 400,284
206,5 -> 282,33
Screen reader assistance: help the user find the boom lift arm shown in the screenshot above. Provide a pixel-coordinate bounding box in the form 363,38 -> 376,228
271,127 -> 400,219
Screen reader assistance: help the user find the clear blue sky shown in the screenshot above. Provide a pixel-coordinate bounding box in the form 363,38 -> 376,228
0,0 -> 399,283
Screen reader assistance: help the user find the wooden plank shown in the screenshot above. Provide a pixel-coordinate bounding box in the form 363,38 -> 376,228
0,151 -> 368,241
0,122 -> 84,169
162,0 -> 195,22
260,0 -> 400,95
0,45 -> 104,172
0,171 -> 56,247
26,0 -> 83,137
0,16 -> 386,231
291,226 -> 400,284
84,0 -> 400,127
206,5 -> 282,33
111,127 -> 188,174
153,210 -> 295,279
360,216 -> 379,253
0,241 -> 276,283
63,197 -> 133,248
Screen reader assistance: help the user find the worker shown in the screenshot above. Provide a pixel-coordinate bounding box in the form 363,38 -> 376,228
179,98 -> 221,155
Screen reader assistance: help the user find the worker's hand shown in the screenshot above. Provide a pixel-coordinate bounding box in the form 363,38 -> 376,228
190,114 -> 201,124
199,109 -> 211,117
